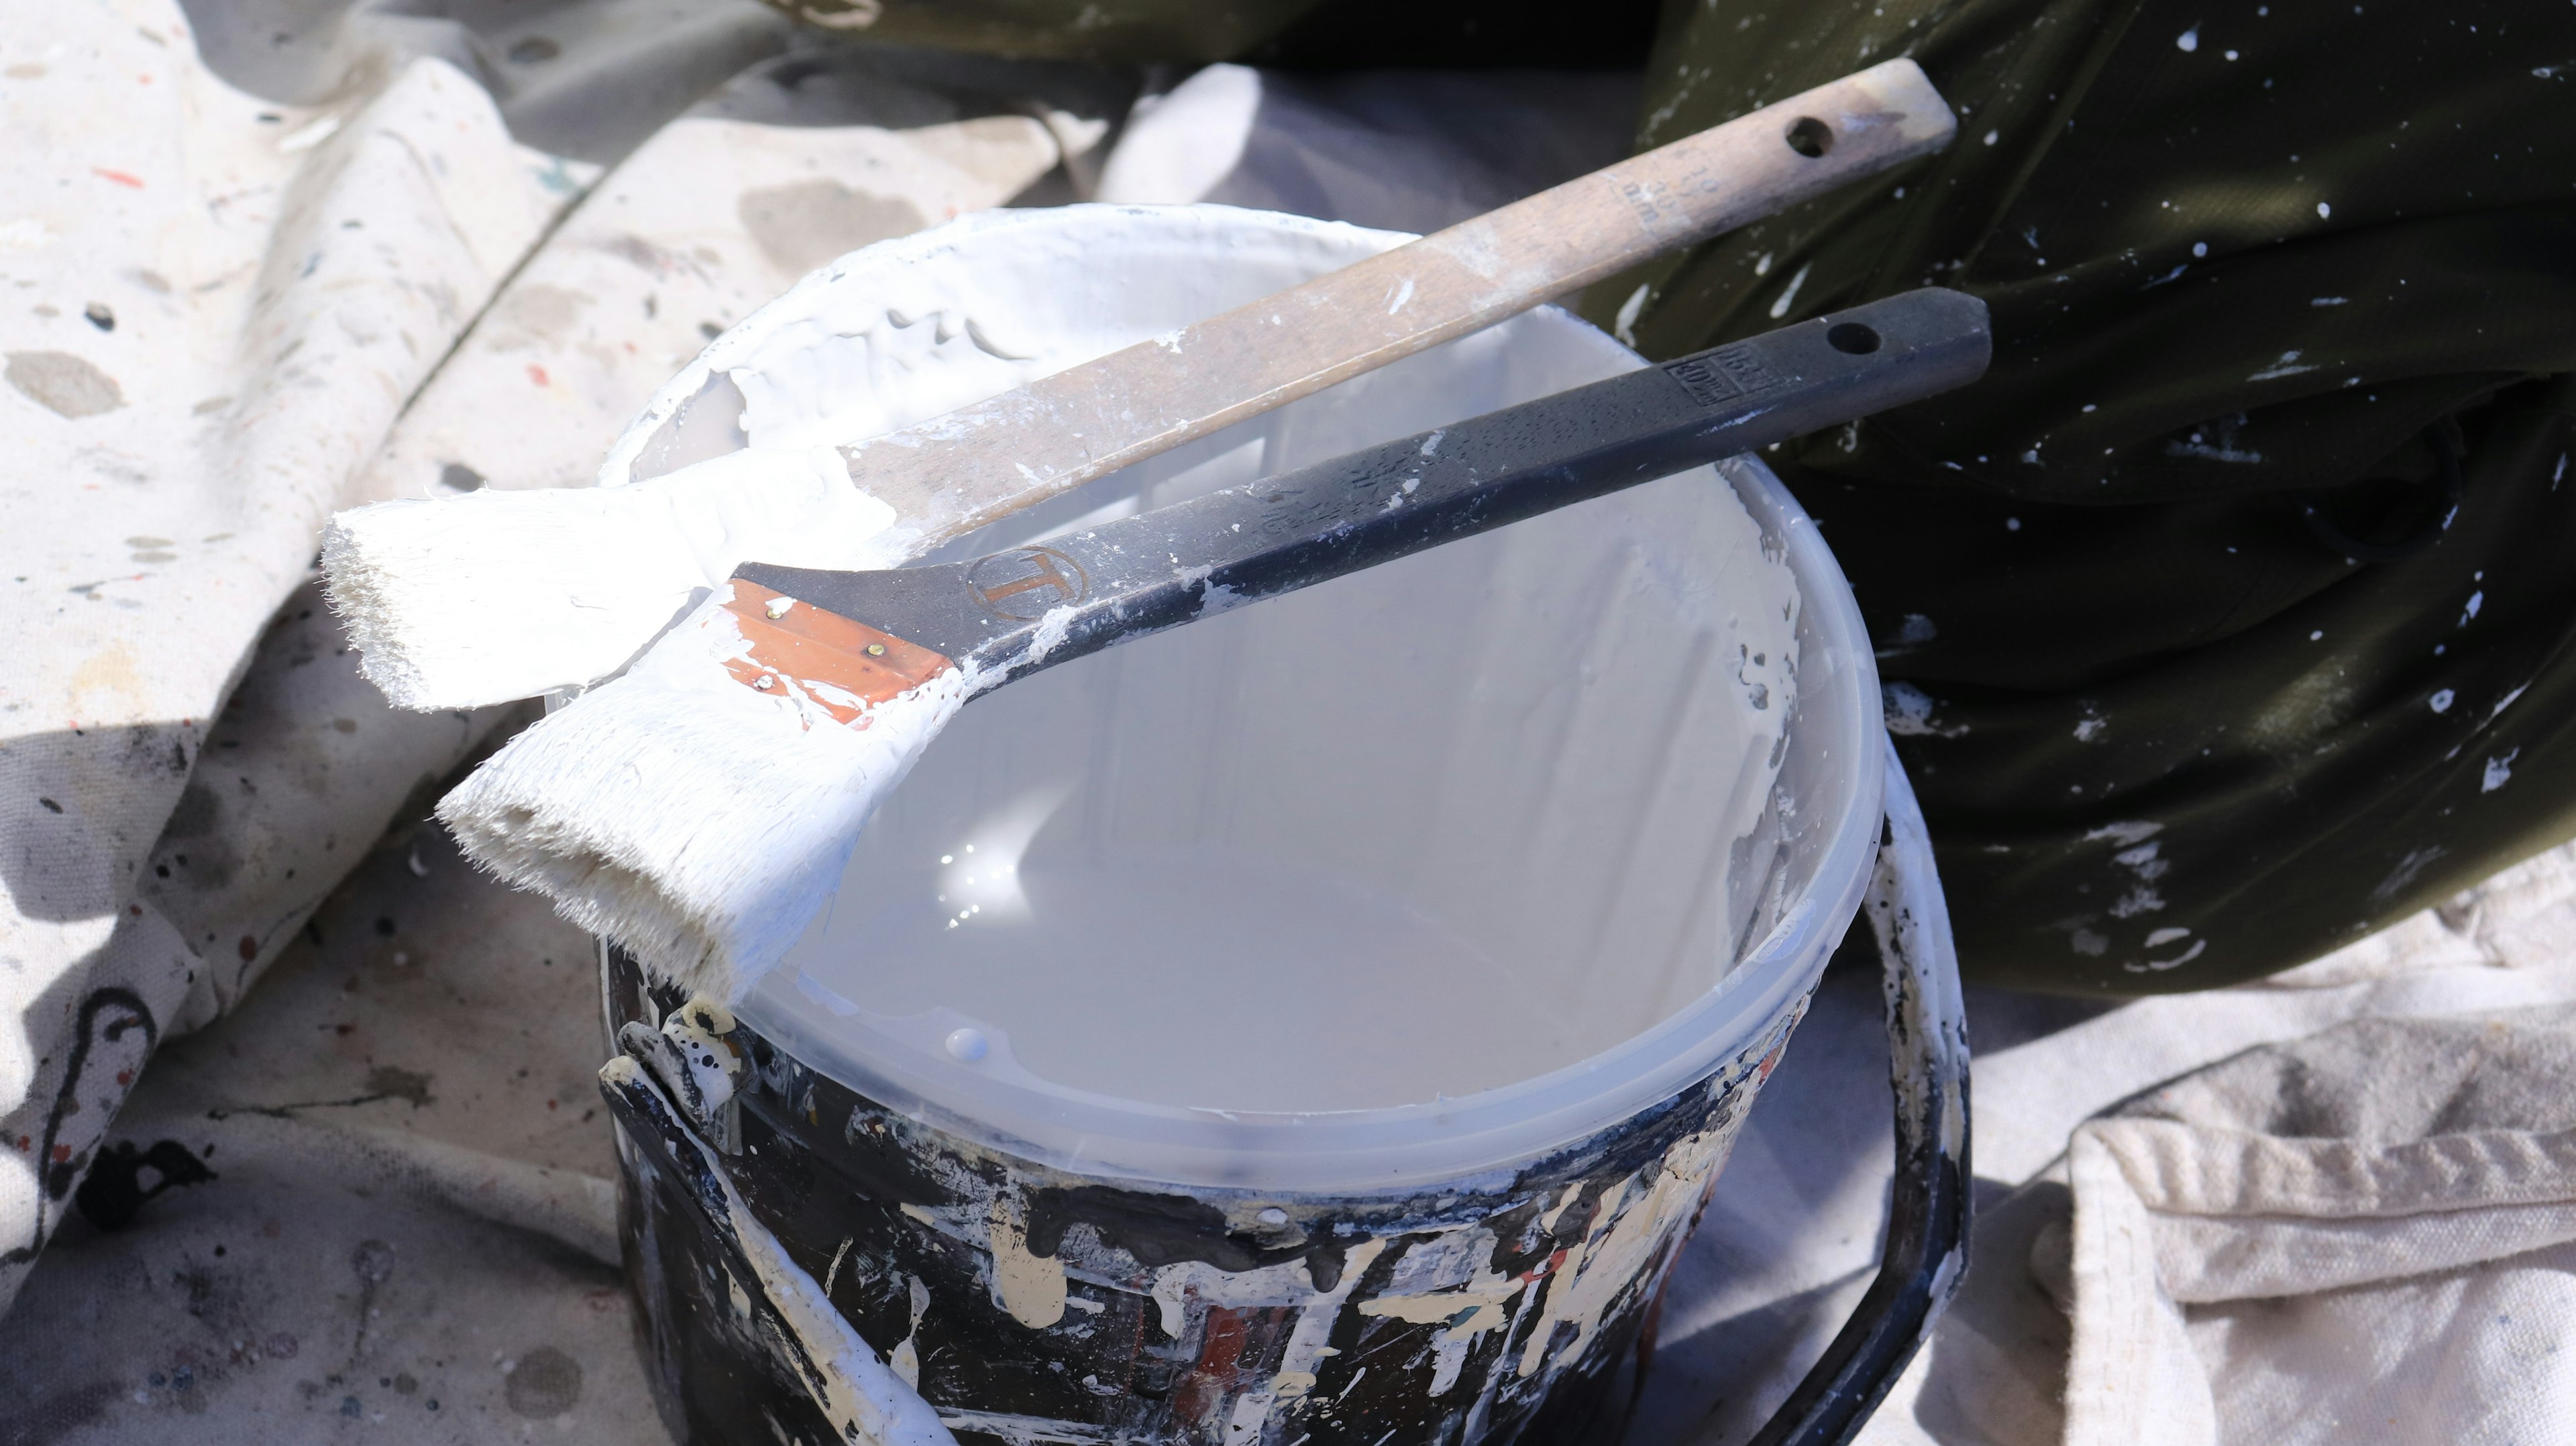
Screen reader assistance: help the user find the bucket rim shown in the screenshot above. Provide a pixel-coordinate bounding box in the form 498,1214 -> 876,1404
722,205 -> 1890,1192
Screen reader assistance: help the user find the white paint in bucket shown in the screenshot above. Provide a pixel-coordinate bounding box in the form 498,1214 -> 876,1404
778,400 -> 1801,1113
619,207 -> 1884,1190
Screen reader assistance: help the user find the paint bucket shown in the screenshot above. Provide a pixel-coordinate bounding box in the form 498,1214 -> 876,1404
594,206 -> 1968,1446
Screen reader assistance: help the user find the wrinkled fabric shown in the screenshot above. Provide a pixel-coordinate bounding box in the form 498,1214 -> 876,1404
13,7 -> 2576,1444
2059,1010 -> 2576,1445
1586,0 -> 2576,993
1097,62 -> 1638,235
1625,838 -> 2576,1446
0,0 -> 1101,1320
0,1 -> 582,1309
0,818 -> 665,1443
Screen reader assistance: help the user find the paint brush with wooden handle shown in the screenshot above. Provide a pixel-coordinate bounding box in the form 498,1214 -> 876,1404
323,60 -> 1956,712
439,290 -> 1991,1000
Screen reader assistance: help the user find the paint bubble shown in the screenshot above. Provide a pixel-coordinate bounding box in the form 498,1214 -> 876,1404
945,1028 -> 989,1063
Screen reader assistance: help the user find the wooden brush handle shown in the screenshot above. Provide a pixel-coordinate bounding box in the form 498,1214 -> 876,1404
844,59 -> 1955,550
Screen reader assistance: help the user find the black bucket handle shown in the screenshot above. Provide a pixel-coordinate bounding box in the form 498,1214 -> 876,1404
1741,735 -> 1972,1446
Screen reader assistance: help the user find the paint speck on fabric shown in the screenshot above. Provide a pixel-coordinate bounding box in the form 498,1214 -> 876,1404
1766,262 -> 1811,320
1613,284 -> 1649,347
5,350 -> 124,418
2108,841 -> 2169,917
502,1345 -> 583,1416
2483,751 -> 2518,793
1883,680 -> 1966,737
737,180 -> 928,277
1878,613 -> 1937,657
2371,846 -> 2449,902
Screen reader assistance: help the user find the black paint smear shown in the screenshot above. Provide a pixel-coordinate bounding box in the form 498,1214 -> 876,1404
0,1378 -> 123,1446
74,1139 -> 215,1231
206,1064 -> 434,1120
1024,1184 -> 1301,1275
3,988 -> 156,1263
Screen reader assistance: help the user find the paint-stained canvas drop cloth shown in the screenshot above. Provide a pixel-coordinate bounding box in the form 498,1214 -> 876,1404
0,0 -> 1102,1320
1623,840 -> 2576,1446
0,5 -> 580,1309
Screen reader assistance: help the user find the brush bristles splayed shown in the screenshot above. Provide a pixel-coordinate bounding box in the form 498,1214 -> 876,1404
320,447 -> 908,711
437,588 -> 969,1000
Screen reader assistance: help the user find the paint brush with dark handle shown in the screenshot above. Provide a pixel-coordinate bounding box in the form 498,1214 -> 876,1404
728,289 -> 1987,713
438,289 -> 1990,1000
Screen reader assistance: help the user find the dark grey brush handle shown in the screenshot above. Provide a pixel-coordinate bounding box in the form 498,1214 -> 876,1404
738,288 -> 1989,684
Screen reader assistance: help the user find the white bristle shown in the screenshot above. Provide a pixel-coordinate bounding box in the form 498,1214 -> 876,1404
436,591 -> 967,999
321,446 -> 909,710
